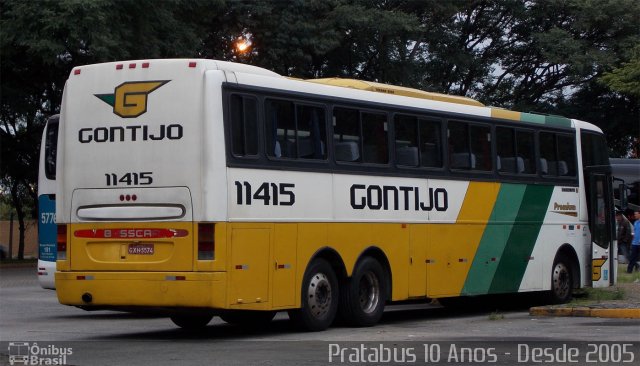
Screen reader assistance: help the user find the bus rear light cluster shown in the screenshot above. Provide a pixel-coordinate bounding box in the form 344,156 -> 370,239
57,225 -> 67,260
198,223 -> 215,260
119,194 -> 137,202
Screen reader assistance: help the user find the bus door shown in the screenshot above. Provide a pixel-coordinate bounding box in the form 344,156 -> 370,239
585,170 -> 615,287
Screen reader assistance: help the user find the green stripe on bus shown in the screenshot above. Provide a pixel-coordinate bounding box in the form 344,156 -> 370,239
544,115 -> 571,128
488,185 -> 554,294
462,184 -> 527,295
520,113 -> 546,125
520,112 -> 572,127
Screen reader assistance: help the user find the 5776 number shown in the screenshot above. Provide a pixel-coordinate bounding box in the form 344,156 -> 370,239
235,181 -> 295,206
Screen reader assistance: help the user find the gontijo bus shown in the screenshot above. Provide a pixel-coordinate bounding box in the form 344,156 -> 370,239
38,114 -> 59,289
55,59 -> 615,330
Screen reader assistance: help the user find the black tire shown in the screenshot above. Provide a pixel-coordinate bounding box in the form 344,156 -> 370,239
288,258 -> 339,331
339,257 -> 386,327
220,310 -> 276,327
170,313 -> 213,330
550,254 -> 573,304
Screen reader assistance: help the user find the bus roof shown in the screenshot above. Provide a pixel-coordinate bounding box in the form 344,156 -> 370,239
305,78 -> 484,107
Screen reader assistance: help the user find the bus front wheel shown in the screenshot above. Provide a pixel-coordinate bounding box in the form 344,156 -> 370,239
550,254 -> 573,304
289,258 -> 338,331
339,257 -> 386,327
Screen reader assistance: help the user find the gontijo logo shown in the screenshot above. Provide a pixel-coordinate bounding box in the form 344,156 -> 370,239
95,80 -> 169,118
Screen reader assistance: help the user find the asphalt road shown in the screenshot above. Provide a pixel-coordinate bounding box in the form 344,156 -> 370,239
1,266 -> 639,366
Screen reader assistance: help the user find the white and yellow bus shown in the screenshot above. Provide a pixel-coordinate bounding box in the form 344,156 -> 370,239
55,59 -> 615,330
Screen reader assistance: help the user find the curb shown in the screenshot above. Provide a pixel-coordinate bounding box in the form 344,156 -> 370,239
530,306 -> 640,319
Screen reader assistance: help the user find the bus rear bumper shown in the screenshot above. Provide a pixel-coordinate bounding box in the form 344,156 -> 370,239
55,271 -> 227,309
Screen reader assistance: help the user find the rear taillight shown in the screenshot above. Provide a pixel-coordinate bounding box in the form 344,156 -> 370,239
198,223 -> 215,260
57,225 -> 67,260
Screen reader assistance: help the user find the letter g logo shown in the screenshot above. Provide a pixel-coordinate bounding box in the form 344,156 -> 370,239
95,80 -> 169,118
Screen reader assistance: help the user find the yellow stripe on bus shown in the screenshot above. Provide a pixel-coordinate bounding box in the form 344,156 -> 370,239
426,182 -> 500,297
491,108 -> 521,121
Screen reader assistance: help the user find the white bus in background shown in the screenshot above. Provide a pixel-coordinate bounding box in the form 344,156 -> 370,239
37,114 -> 59,289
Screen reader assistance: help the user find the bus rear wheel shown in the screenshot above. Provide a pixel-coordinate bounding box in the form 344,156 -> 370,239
170,313 -> 213,330
289,258 -> 338,331
550,254 -> 573,304
339,257 -> 386,327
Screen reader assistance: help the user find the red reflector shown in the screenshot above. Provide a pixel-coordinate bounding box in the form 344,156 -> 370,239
77,276 -> 86,280
176,276 -> 186,281
142,62 -> 150,68
188,61 -> 197,68
116,64 -> 123,70
73,69 -> 81,75
129,63 -> 136,69
74,228 -> 188,239
57,225 -> 67,260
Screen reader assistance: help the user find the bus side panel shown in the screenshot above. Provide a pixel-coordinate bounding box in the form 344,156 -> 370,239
426,182 -> 498,298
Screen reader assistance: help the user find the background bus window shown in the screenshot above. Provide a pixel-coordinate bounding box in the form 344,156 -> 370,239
230,94 -> 258,156
44,121 -> 58,180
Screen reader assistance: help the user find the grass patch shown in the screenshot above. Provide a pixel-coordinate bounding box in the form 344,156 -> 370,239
570,287 -> 625,305
617,264 -> 640,283
488,311 -> 504,320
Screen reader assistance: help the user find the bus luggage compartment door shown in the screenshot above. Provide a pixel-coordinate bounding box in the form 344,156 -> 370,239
69,187 -> 194,272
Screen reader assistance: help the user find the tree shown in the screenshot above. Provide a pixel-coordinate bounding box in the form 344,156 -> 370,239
0,0 -> 226,258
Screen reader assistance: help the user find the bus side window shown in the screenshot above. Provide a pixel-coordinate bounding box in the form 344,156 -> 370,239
362,112 -> 388,164
230,94 -> 258,157
419,119 -> 442,168
448,121 -> 473,169
334,107 -> 361,162
470,124 -> 492,171
516,130 -> 536,174
557,134 -> 576,176
296,105 -> 327,160
539,132 -> 557,175
496,127 -> 515,173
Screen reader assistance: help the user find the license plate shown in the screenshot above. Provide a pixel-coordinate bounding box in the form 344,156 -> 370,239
128,243 -> 154,255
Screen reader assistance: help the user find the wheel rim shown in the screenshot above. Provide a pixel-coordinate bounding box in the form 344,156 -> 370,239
358,271 -> 380,314
307,273 -> 332,318
552,262 -> 570,300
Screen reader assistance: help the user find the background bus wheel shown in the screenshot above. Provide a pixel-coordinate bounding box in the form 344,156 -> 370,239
550,255 -> 573,304
170,313 -> 213,330
220,310 -> 276,327
340,257 -> 386,327
289,258 -> 338,331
